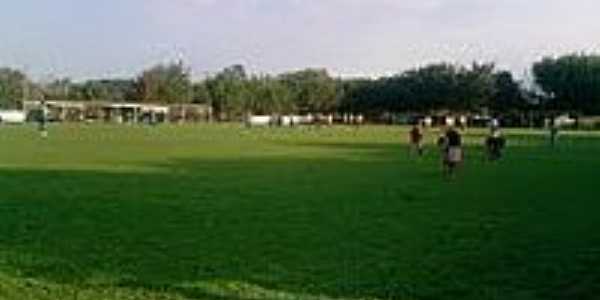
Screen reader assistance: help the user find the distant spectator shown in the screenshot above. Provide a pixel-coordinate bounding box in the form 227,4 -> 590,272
39,100 -> 48,138
485,128 -> 506,161
550,122 -> 559,147
437,129 -> 448,159
491,118 -> 500,130
459,115 -> 468,130
409,124 -> 424,157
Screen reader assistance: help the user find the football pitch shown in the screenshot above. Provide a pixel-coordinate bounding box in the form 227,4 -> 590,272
1,124 -> 599,300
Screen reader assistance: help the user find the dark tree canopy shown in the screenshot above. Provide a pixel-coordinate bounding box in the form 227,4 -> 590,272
533,54 -> 600,115
336,62 -> 515,116
4,53 -> 600,119
490,71 -> 527,113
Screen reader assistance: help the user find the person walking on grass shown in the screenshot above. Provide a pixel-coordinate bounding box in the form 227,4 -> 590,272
409,123 -> 424,157
443,126 -> 463,177
485,127 -> 506,161
550,122 -> 559,148
437,127 -> 448,167
39,100 -> 48,138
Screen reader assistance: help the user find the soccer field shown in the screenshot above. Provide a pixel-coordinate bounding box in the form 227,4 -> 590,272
1,124 -> 599,300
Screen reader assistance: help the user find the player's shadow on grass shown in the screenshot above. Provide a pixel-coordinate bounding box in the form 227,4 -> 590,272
1,148 -> 600,300
0,154 -> 449,300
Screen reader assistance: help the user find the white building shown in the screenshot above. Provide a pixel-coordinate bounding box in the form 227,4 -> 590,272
0,110 -> 26,124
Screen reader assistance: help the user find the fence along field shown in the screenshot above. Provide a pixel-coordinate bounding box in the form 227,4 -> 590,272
1,124 -> 600,300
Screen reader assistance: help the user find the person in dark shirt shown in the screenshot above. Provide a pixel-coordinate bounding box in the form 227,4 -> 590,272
409,124 -> 424,157
485,128 -> 506,161
437,127 -> 448,170
550,123 -> 559,147
444,127 -> 462,177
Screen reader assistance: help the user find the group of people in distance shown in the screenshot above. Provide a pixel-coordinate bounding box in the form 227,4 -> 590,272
409,119 -> 506,177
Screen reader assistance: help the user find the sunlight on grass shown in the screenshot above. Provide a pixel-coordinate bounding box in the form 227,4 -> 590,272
177,280 -> 380,300
1,124 -> 600,300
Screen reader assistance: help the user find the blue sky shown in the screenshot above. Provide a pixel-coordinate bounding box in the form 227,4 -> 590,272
1,0 -> 599,80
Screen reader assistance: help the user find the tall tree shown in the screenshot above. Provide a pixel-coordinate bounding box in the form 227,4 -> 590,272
43,78 -> 74,100
192,82 -> 212,104
490,71 -> 526,113
533,54 -> 600,115
457,62 -> 496,111
0,68 -> 29,108
205,64 -> 249,120
137,61 -> 192,103
80,79 -> 137,101
280,69 -> 337,113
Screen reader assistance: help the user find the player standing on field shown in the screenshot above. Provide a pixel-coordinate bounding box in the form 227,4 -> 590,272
409,123 -> 424,157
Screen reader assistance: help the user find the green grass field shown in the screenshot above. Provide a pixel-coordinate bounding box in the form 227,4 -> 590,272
1,124 -> 600,300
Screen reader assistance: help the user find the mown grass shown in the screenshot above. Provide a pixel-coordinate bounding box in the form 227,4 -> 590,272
1,124 -> 599,300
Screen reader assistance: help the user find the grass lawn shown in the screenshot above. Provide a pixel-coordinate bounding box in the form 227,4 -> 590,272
1,124 -> 599,300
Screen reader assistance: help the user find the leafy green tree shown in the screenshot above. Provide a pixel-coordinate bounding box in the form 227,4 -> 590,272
0,60 -> 542,120
338,79 -> 379,114
337,62 -> 512,118
456,62 -> 496,111
43,78 -> 73,100
280,69 -> 337,113
192,82 -> 212,104
243,76 -> 293,115
205,65 -> 249,120
268,77 -> 294,114
490,71 -> 526,114
533,54 -> 600,115
244,76 -> 274,115
43,78 -> 137,102
137,61 -> 192,103
79,79 -> 137,101
0,68 -> 32,108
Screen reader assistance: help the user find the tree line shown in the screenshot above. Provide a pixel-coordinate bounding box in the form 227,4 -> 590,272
2,53 -> 600,120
